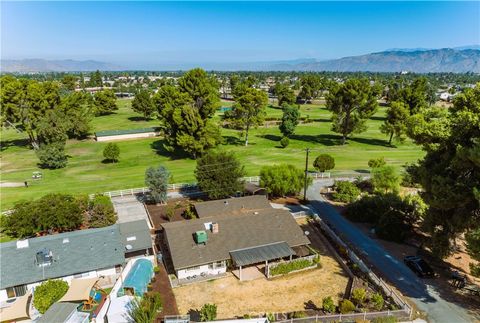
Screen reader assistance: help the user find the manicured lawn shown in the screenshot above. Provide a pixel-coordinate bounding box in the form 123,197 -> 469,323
0,98 -> 425,211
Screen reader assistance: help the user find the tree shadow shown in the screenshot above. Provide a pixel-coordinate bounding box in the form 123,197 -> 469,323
187,309 -> 201,322
150,139 -> 191,160
353,169 -> 371,174
257,134 -> 282,142
349,137 -> 391,147
128,116 -> 153,122
0,138 -> 30,151
222,135 -> 243,146
370,116 -> 386,121
304,300 -> 320,311
290,134 -> 342,146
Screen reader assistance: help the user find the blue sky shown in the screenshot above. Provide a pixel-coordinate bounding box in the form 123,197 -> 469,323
1,1 -> 479,69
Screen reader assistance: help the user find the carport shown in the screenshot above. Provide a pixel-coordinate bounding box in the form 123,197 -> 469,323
230,241 -> 295,280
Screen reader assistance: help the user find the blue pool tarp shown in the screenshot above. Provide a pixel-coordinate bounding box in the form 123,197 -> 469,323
118,258 -> 153,297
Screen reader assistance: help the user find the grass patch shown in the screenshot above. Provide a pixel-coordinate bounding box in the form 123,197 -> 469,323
270,257 -> 318,276
0,99 -> 425,211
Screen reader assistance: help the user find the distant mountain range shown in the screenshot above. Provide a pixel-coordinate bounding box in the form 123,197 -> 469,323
1,47 -> 479,73
0,59 -> 124,73
270,48 -> 480,73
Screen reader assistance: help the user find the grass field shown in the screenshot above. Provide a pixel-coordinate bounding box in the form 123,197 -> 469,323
0,98 -> 425,211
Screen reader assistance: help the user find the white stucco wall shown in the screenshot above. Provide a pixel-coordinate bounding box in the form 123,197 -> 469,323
0,267 -> 118,303
177,262 -> 226,280
96,132 -> 159,142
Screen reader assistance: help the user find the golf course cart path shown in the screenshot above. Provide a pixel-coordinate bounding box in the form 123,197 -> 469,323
307,180 -> 476,323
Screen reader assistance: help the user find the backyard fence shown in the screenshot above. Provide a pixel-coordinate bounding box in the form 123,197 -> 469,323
312,214 -> 413,318
273,309 -> 409,323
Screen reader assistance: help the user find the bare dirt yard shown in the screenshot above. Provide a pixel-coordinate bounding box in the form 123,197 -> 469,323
173,217 -> 349,319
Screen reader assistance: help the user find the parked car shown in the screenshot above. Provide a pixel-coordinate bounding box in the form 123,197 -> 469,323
404,256 -> 435,277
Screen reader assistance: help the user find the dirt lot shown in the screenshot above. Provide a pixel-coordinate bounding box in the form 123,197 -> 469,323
173,218 -> 349,319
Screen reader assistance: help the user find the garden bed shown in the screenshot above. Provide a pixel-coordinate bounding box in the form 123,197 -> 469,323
269,255 -> 319,277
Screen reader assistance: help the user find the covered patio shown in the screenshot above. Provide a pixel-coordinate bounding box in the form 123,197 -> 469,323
0,292 -> 32,322
230,241 -> 295,281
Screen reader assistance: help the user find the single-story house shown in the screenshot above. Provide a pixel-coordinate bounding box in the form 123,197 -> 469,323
0,220 -> 153,304
95,127 -> 161,142
162,198 -> 310,280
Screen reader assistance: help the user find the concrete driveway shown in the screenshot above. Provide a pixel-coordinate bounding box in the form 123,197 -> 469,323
307,180 -> 477,323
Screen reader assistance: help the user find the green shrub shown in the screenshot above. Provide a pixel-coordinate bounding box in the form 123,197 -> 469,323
322,296 -> 336,313
266,313 -> 275,322
243,314 -> 252,319
339,299 -> 355,314
260,164 -> 311,197
103,143 -> 120,163
183,204 -> 197,219
289,312 -> 306,319
33,280 -> 69,314
280,136 -> 290,148
351,288 -> 367,306
127,292 -> 162,323
371,166 -> 400,194
270,258 -> 316,276
370,293 -> 384,310
368,157 -> 386,169
313,154 -> 335,172
36,144 -> 68,169
372,316 -> 398,323
200,303 -> 217,322
332,181 -> 361,203
470,263 -> 480,277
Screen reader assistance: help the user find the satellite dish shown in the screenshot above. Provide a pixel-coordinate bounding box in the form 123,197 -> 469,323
126,244 -> 133,250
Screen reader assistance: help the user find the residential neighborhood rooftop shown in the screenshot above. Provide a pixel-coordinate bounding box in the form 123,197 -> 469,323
0,225 -> 125,289
118,219 -> 152,253
162,207 -> 310,270
194,195 -> 272,218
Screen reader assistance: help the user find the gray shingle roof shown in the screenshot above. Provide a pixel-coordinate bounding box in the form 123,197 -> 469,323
0,225 -> 125,289
118,220 -> 152,253
37,302 -> 78,323
194,195 -> 272,218
162,208 -> 310,270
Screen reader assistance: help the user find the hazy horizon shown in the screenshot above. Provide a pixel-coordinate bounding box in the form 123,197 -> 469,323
2,1 -> 479,70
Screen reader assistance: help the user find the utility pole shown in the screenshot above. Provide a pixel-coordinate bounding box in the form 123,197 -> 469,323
303,148 -> 310,201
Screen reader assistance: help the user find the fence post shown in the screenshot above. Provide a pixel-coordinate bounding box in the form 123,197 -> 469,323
315,314 -> 318,322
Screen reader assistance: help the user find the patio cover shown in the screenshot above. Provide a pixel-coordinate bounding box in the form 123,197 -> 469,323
230,241 -> 295,267
0,292 -> 31,322
59,278 -> 99,302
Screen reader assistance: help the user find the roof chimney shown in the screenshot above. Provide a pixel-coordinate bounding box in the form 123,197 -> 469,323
212,222 -> 219,234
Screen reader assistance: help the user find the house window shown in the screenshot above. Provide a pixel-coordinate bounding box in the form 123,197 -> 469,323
74,272 -> 89,279
115,265 -> 122,273
186,266 -> 200,272
208,261 -> 225,269
6,285 -> 27,299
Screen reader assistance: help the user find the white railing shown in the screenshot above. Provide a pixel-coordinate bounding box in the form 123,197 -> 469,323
96,176 -> 261,198
273,309 -> 409,323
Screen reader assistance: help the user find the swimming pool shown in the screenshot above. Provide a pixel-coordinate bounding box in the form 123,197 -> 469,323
117,258 -> 154,297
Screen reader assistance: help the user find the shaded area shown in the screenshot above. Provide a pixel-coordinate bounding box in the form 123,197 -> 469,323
0,138 -> 30,151
150,140 -> 191,160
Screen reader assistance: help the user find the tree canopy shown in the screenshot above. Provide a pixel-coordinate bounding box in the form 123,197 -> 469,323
274,83 -> 296,106
132,89 -> 155,119
103,143 -> 120,163
326,78 -> 379,144
380,101 -> 410,145
408,83 -> 480,257
33,280 -> 69,314
260,164 -> 311,197
145,165 -> 170,204
313,154 -> 335,172
225,87 -> 268,146
154,68 -> 222,158
195,150 -> 245,199
279,105 -> 300,138
93,89 -> 117,116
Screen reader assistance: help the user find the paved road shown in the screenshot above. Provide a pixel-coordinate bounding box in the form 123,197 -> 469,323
307,180 -> 476,323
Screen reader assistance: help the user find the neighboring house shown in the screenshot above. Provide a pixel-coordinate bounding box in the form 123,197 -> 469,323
194,195 -> 271,218
162,196 -> 311,281
0,220 -> 153,303
95,127 -> 160,142
118,220 -> 154,259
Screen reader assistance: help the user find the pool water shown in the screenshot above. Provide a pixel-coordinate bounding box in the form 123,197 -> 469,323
118,258 -> 154,297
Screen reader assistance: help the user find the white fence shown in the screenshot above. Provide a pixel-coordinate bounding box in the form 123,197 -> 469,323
97,176 -> 261,198
274,309 -> 408,323
312,214 -> 413,317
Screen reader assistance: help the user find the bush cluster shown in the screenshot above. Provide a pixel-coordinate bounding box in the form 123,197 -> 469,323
33,280 -> 69,314
332,181 -> 361,203
270,257 -> 317,276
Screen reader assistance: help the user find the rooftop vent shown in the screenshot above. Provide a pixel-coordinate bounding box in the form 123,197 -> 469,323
35,248 -> 53,267
126,236 -> 137,241
224,200 -> 228,205
194,231 -> 208,244
212,222 -> 219,234
62,238 -> 69,244
16,239 -> 29,249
